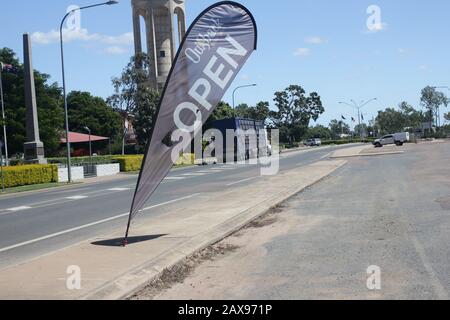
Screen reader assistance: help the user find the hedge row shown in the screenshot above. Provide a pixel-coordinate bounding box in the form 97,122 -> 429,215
111,155 -> 144,172
0,164 -> 58,188
48,155 -> 114,166
111,154 -> 195,172
176,153 -> 195,166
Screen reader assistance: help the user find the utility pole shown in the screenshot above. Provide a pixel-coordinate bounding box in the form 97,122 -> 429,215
232,84 -> 257,110
0,64 -> 9,166
1,139 -> 5,193
339,98 -> 377,141
59,1 -> 118,182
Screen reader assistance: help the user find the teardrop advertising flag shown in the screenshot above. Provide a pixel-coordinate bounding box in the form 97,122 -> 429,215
124,1 -> 257,244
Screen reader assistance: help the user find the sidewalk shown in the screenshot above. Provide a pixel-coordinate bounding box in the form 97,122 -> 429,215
0,159 -> 346,300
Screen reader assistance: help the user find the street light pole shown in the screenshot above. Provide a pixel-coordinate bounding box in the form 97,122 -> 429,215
0,65 -> 9,166
340,98 -> 377,140
232,84 -> 257,110
1,140 -> 4,193
60,1 -> 118,183
84,126 -> 92,161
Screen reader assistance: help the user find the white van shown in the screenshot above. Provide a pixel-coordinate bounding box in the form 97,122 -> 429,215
373,132 -> 410,148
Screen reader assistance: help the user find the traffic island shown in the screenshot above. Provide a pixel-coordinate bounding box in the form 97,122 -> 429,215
330,145 -> 405,159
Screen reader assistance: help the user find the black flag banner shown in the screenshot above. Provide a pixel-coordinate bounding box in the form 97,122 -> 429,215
124,1 -> 257,244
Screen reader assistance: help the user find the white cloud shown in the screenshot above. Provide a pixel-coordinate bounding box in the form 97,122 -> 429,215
305,36 -> 326,45
105,46 -> 129,55
293,48 -> 311,57
240,74 -> 250,80
419,65 -> 429,71
31,28 -> 134,46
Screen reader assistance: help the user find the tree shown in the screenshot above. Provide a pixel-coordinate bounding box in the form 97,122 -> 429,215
107,53 -> 161,147
0,47 -> 63,156
420,86 -> 448,128
329,119 -> 350,139
234,103 -> 251,119
305,125 -> 332,140
445,112 -> 450,122
376,108 -> 406,135
354,123 -> 369,137
376,102 -> 428,135
252,101 -> 270,123
269,85 -> 324,142
235,101 -> 270,123
399,101 -> 426,129
132,89 -> 160,147
67,91 -> 122,141
107,53 -> 154,114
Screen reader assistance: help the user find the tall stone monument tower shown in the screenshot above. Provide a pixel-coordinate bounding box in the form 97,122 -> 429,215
23,33 -> 46,164
131,0 -> 186,92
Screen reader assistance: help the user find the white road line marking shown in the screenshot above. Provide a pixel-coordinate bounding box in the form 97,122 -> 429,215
0,193 -> 200,254
165,177 -> 186,180
66,196 -> 88,200
7,206 -> 32,212
226,177 -> 257,187
141,193 -> 200,211
181,173 -> 207,177
108,188 -> 131,192
320,152 -> 332,160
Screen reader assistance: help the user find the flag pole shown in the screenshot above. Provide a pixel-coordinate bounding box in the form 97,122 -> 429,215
123,209 -> 133,247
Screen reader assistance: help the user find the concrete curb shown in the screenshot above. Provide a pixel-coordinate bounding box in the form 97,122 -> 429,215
81,161 -> 348,300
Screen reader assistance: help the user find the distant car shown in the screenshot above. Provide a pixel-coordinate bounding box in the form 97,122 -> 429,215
304,138 -> 322,147
374,132 -> 410,148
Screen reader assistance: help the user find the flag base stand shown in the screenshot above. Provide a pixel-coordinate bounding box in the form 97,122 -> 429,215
123,213 -> 132,247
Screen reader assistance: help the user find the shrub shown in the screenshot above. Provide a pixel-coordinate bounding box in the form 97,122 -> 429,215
112,155 -> 144,172
48,155 -> 114,166
111,153 -> 195,172
175,153 -> 195,166
1,164 -> 58,188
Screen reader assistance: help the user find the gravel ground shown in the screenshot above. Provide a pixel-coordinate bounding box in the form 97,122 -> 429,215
134,141 -> 450,300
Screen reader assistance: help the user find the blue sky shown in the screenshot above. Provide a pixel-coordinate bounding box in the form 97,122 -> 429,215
1,0 -> 450,126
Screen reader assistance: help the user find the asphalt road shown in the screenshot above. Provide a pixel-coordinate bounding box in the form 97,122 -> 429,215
150,141 -> 450,300
0,145 -> 350,271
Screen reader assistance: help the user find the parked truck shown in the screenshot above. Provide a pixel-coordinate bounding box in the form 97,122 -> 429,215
373,132 -> 410,148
